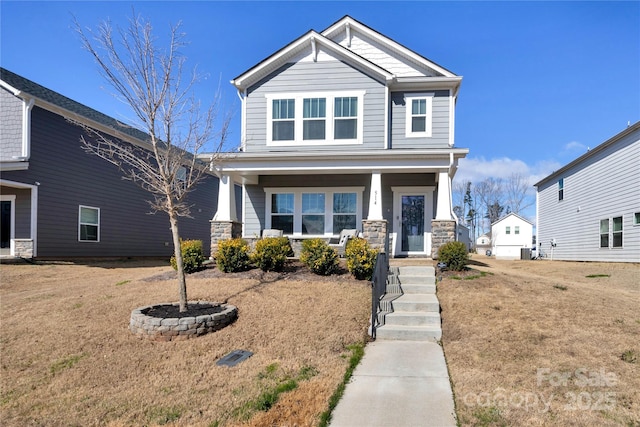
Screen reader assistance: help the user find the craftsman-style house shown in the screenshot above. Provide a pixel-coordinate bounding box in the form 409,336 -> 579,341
208,16 -> 468,257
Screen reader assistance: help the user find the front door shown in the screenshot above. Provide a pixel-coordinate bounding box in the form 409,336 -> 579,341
392,187 -> 433,256
1,199 -> 13,252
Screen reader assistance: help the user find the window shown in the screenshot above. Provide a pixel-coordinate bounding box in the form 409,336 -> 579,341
515,226 -> 520,235
333,192 -> 357,233
558,178 -> 564,201
79,205 -> 100,242
266,92 -> 364,145
266,188 -> 362,235
600,219 -> 609,248
505,226 -> 511,235
334,97 -> 357,139
272,99 -> 295,141
302,193 -> 325,234
634,212 -> 640,226
405,94 -> 433,137
612,216 -> 623,248
271,194 -> 294,234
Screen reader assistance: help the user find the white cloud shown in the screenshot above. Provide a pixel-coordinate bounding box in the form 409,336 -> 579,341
454,156 -> 561,186
563,140 -> 587,154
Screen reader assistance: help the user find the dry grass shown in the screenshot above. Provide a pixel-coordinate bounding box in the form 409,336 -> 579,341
0,259 -> 370,427
439,255 -> 640,426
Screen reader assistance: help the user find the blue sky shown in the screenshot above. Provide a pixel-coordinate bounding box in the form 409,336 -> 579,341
2,1 -> 639,203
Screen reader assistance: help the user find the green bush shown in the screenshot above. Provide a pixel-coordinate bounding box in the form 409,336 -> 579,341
216,238 -> 251,273
170,239 -> 205,273
345,237 -> 378,280
251,237 -> 293,272
437,241 -> 469,271
300,238 -> 339,276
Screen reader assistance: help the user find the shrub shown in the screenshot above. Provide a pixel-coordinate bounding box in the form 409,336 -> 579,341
300,238 -> 339,276
251,237 -> 292,272
216,238 -> 251,273
345,237 -> 378,280
170,239 -> 205,274
437,241 -> 469,271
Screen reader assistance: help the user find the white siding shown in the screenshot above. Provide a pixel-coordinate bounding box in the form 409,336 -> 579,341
536,129 -> 640,262
491,214 -> 533,260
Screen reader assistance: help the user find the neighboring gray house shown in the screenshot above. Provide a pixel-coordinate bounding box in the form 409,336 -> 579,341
534,121 -> 640,262
0,68 -> 219,259
207,16 -> 468,258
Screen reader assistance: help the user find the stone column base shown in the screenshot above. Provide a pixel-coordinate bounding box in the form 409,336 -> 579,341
13,239 -> 33,258
431,220 -> 456,259
362,219 -> 388,254
210,220 -> 243,257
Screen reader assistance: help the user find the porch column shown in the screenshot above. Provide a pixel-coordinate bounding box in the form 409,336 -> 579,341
210,174 -> 241,257
435,170 -> 453,220
367,171 -> 383,220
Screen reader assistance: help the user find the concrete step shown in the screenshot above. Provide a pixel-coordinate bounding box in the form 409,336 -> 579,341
375,324 -> 442,341
385,311 -> 441,326
398,266 -> 435,276
401,283 -> 436,294
398,274 -> 436,285
392,294 -> 440,313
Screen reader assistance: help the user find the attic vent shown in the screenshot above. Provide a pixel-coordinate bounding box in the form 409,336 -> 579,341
216,350 -> 253,367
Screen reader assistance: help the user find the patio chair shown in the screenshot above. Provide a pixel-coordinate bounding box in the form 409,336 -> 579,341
262,229 -> 284,238
328,229 -> 358,257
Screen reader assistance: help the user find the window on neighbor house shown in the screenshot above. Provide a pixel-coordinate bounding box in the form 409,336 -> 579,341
79,205 -> 100,242
266,189 -> 362,236
558,178 -> 564,201
267,92 -> 364,145
634,212 -> 640,226
515,226 -> 520,235
612,216 -> 623,248
599,219 -> 609,248
506,226 -> 511,235
272,99 -> 295,141
271,193 -> 294,234
405,94 -> 433,138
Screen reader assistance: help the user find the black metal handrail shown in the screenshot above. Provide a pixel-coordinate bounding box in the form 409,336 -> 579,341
370,239 -> 389,340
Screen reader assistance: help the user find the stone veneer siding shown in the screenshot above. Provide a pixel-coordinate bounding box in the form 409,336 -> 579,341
13,239 -> 33,258
362,220 -> 388,253
210,220 -> 242,257
431,220 -> 456,259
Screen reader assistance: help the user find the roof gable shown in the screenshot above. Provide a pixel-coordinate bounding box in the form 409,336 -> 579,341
491,212 -> 533,226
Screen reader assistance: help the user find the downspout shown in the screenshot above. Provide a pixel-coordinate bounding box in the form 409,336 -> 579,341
20,98 -> 35,160
236,89 -> 246,152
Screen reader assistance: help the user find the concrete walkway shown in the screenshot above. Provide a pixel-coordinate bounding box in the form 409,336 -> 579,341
329,340 -> 457,427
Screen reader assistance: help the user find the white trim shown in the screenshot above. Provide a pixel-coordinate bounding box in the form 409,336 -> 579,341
391,186 -> 434,257
448,89 -> 455,147
1,195 -> 16,256
264,187 -> 364,237
0,179 -> 38,257
78,205 -> 100,242
405,93 -> 433,138
384,86 -> 390,149
265,91 -> 366,146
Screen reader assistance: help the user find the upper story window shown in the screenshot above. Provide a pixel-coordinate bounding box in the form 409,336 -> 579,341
515,226 -> 520,235
558,178 -> 564,201
79,205 -> 100,242
634,212 -> 640,226
505,226 -> 511,235
405,93 -> 433,138
266,91 -> 364,146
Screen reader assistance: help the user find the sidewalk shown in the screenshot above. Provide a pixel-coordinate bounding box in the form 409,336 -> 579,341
329,340 -> 457,427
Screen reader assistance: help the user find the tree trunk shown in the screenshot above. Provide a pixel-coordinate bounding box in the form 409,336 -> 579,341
169,212 -> 188,312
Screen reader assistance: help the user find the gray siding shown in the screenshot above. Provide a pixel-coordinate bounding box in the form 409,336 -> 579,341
0,87 -> 23,161
390,90 -> 450,148
1,107 -> 218,257
245,61 -> 386,152
537,130 -> 640,262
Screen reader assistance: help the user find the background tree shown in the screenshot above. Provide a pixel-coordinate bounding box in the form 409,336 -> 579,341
504,172 -> 534,215
74,13 -> 230,312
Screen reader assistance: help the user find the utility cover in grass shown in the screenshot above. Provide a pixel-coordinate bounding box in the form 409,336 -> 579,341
216,350 -> 253,367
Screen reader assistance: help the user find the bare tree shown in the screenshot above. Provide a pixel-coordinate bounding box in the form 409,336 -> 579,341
504,172 -> 534,215
73,13 -> 230,312
474,177 -> 504,233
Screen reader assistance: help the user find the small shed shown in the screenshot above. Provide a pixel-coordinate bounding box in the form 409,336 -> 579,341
491,213 -> 533,259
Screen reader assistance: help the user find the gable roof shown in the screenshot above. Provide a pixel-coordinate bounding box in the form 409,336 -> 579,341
231,15 -> 461,92
534,120 -> 640,188
491,212 -> 533,227
0,67 -> 150,145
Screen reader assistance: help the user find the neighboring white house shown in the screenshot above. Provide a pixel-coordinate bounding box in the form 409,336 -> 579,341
491,213 -> 533,259
534,121 -> 640,262
476,233 -> 491,255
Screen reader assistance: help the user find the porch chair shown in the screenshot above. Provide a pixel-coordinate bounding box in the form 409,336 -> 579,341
262,229 -> 284,238
328,229 -> 359,257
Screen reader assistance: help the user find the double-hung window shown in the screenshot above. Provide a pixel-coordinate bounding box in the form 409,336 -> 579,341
302,193 -> 325,234
271,193 -> 294,234
600,217 -> 624,248
79,205 -> 100,242
332,192 -> 357,233
266,92 -> 364,145
558,179 -> 564,201
405,93 -> 433,138
272,99 -> 295,141
515,226 -> 520,235
505,226 -> 511,235
612,216 -> 623,248
599,219 -> 609,248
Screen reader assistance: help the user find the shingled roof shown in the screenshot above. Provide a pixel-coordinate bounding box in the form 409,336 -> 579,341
0,67 -> 150,144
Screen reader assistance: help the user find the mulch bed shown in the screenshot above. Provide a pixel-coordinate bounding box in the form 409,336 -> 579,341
142,302 -> 224,319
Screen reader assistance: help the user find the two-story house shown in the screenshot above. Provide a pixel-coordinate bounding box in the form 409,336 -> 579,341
207,16 -> 468,258
0,68 -> 219,259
